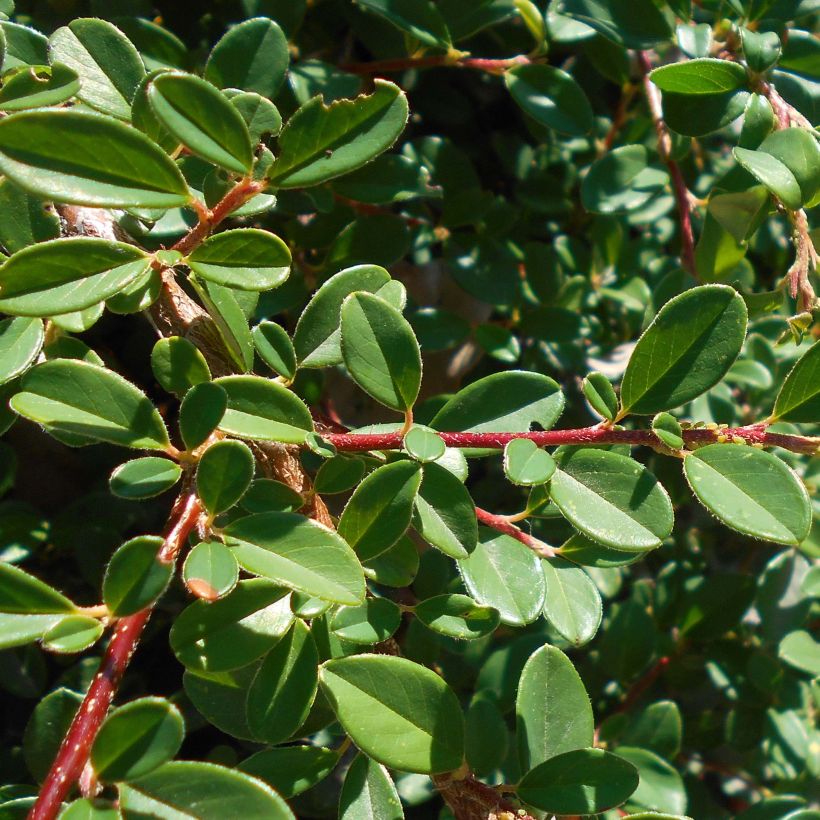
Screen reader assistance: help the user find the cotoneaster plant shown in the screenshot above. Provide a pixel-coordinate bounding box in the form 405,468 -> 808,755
0,1 -> 817,819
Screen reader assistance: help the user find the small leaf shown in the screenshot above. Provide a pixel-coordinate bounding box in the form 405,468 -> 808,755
183,541 -> 239,601
230,91 -> 282,143
252,321 -> 296,380
59,799 -> 120,819
518,748 -> 639,815
516,644 -> 593,769
0,238 -> 150,317
0,110 -> 191,208
559,0 -> 672,48
170,579 -> 293,673
757,127 -> 820,207
362,534 -> 419,589
214,375 -> 313,444
583,371 -> 619,420
11,360 -> 170,450
581,146 -> 668,216
652,412 -> 683,450
247,619 -> 319,743
109,457 -> 182,500
197,440 -> 254,516
340,292 -> 421,412
355,0 -> 451,48
338,460 -> 422,562
683,444 -> 811,545
319,654 -> 464,774
190,278 -> 254,372
240,479 -> 304,513
505,64 -> 593,135
0,62 -> 80,112
331,597 -> 402,645
23,688 -> 83,782
0,561 -> 75,614
204,17 -> 289,100
779,630 -> 820,676
773,339 -> 820,422
620,285 -> 747,415
504,438 -> 556,486
414,593 -> 499,640
339,754 -> 404,820
269,80 -> 409,188
149,72 -> 253,174
42,615 -> 103,654
103,536 -> 173,616
118,761 -> 294,819
92,698 -> 184,782
650,58 -> 748,94
179,382 -> 227,450
459,528 -> 545,626
49,18 -> 145,120
150,336 -> 211,397
541,557 -> 602,646
187,229 -> 291,291
0,317 -> 42,384
403,424 -> 446,463
733,146 -> 803,210
224,512 -> 366,605
614,747 -> 687,817
239,746 -> 340,798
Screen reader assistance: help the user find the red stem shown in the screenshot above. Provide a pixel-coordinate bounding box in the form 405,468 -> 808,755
323,424 -> 818,456
475,507 -> 555,558
29,492 -> 203,820
619,655 -> 670,712
638,51 -> 698,278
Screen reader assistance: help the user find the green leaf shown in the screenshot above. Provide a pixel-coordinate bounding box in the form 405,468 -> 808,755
774,339 -> 820,421
1,21 -> 48,71
150,336 -> 211,397
224,512 -> 366,605
465,693 -> 509,777
652,412 -> 684,450
59,799 -> 120,819
24,687 -> 83,782
356,0 -> 450,48
294,265 -> 392,367
338,460 -> 422,561
733,146 -> 803,210
103,536 -> 173,616
558,0 -> 672,48
183,540 -> 239,601
11,360 -> 170,450
0,178 -> 60,254
581,146 -> 668,216
662,88 -> 748,138
362,534 -> 419,588
187,229 -> 291,291
0,318 -> 42,384
230,91 -> 282,144
331,597 -> 402,645
246,619 -> 318,742
183,663 -> 258,741
620,285 -> 748,415
0,613 -> 64,649
252,321 -> 296,380
615,747 -> 687,816
0,110 -> 191,208
0,238 -> 150,317
504,439 -> 556,486
239,746 -> 339,799
403,425 -> 446,463
758,127 -> 820,207
49,18 -> 145,120
0,62 -> 80,112
779,630 -> 820,676
505,64 -> 593,136
92,697 -> 184,783
197,440 -> 254,516
619,701 -> 683,760
550,449 -> 673,551
556,532 -> 643,568
179,382 -> 227,451
41,614 -> 102,653
214,375 -> 313,444
204,17 -> 289,100
517,642 -> 594,772
319,655 -> 464,774
340,753 -> 404,820
683,444 -> 811,545
240,478 -> 304,513
119,761 -> 294,819
541,557 -> 602,646
148,72 -> 253,174
414,593 -> 499,640
109,457 -> 182,500
0,562 -> 75,614
340,292 -> 421,412
413,461 -> 477,558
583,371 -> 619,420
170,579 -> 293,673
518,748 -> 640,814
332,153 -> 434,204
269,80 -> 409,188
650,59 -> 748,94
459,528 -> 545,626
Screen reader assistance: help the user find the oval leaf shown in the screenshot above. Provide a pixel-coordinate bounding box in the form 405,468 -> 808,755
197,440 -> 254,516
103,536 -> 173,616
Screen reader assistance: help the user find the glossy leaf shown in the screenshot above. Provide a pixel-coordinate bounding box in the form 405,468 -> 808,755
733,146 -> 802,210
339,753 -> 404,820
541,557 -> 602,646
103,536 -> 172,616
239,746 -> 339,799
581,146 -> 668,216
652,412 -> 684,450
109,457 -> 182,500
772,339 -> 820,422
0,318 -> 42,384
179,382 -> 227,450
650,59 -> 748,94
0,62 -> 80,112
319,655 -> 464,774
413,462 -> 477,558
183,541 -> 239,601
150,336 -> 211,397
331,597 -> 402,645
503,438 -> 556,486
42,615 -> 103,654
0,561 -> 75,614
403,424 -> 446,463
252,321 -> 296,380
414,593 -> 499,640
197,440 -> 254,516
356,0 -> 450,48
559,0 -> 672,47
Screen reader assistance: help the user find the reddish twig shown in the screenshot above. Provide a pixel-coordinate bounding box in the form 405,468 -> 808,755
29,492 -> 203,820
475,507 -> 556,558
342,53 -> 531,76
638,51 -> 698,278
323,424 -> 818,456
619,655 -> 670,712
